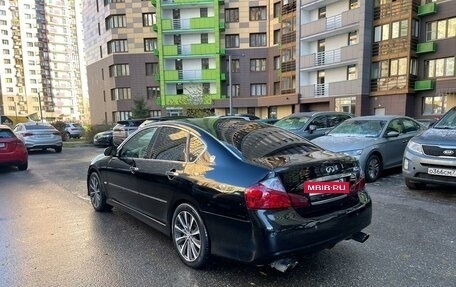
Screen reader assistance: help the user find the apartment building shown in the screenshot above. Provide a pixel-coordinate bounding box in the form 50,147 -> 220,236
84,0 -> 161,124
0,0 -> 87,123
413,0 -> 456,117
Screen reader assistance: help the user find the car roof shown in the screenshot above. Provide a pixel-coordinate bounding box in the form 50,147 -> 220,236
285,111 -> 352,117
0,124 -> 12,130
348,115 -> 412,121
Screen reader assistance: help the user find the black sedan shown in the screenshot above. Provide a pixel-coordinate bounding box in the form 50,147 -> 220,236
93,130 -> 113,147
87,118 -> 372,270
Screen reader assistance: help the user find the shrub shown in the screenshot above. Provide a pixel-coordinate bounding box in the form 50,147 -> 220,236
84,124 -> 114,144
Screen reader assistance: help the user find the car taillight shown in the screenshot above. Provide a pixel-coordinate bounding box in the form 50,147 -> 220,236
245,177 -> 309,210
23,133 -> 33,137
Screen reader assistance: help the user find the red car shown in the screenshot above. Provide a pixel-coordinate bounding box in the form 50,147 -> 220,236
0,124 -> 28,170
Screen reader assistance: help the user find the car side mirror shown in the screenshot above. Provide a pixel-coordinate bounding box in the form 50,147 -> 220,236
308,125 -> 317,133
385,131 -> 400,138
104,145 -> 117,157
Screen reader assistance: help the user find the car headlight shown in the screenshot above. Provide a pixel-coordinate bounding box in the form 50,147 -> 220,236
343,149 -> 363,159
406,140 -> 423,154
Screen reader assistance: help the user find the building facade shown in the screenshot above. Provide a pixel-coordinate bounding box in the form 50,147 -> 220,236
0,0 -> 88,123
83,0 -> 455,125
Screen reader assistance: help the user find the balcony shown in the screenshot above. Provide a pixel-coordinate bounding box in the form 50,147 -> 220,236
416,41 -> 436,54
162,17 -> 218,32
300,79 -> 362,98
417,2 -> 437,17
301,0 -> 340,11
414,80 -> 434,91
162,94 -> 220,106
162,0 -> 215,7
301,8 -> 361,41
300,45 -> 359,71
371,76 -> 411,92
162,69 -> 221,82
162,43 -> 221,57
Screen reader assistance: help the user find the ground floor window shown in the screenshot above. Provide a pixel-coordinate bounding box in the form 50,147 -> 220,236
335,97 -> 356,114
268,106 -> 277,119
422,92 -> 456,115
166,107 -> 183,116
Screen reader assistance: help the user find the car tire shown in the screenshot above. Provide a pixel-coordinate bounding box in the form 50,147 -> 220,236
365,154 -> 382,183
405,178 -> 426,190
18,161 -> 28,171
88,171 -> 113,212
171,203 -> 210,269
55,146 -> 62,153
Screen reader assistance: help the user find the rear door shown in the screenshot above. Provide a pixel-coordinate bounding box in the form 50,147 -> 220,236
382,118 -> 408,168
136,126 -> 189,223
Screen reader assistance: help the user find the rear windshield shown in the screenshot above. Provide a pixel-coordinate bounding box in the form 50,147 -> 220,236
0,129 -> 15,138
72,124 -> 82,128
187,118 -> 320,160
25,125 -> 55,130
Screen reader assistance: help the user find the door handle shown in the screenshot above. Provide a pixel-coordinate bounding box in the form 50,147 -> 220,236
130,166 -> 139,174
166,169 -> 179,180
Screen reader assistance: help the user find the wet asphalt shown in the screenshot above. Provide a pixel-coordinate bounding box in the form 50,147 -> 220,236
0,146 -> 455,287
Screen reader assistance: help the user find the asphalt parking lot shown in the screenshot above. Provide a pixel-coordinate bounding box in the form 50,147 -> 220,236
0,146 -> 455,287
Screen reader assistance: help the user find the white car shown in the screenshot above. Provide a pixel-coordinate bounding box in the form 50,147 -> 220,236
14,123 -> 63,153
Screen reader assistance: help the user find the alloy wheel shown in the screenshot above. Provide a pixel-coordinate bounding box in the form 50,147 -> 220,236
89,173 -> 102,209
173,210 -> 201,262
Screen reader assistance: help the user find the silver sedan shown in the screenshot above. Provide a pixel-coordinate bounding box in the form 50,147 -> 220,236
312,116 -> 426,182
14,122 -> 63,153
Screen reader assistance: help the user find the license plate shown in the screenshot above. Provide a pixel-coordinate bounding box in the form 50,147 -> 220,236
428,167 -> 456,177
0,143 -> 5,148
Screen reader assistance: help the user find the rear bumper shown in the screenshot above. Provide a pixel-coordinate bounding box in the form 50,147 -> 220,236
25,140 -> 62,150
203,192 -> 372,264
0,152 -> 28,166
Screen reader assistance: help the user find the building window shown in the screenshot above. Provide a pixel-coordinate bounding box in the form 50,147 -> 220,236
150,110 -> 162,117
250,84 -> 267,96
422,93 -> 456,115
335,97 -> 356,114
202,83 -> 210,94
146,63 -> 159,76
374,24 -> 392,42
104,0 -> 125,5
111,88 -> 131,100
200,8 -> 208,18
229,59 -> 240,73
146,87 -> 160,99
273,29 -> 280,45
144,38 -> 157,52
391,20 -> 408,39
105,14 -> 126,30
230,84 -> 240,97
226,34 -> 240,48
249,33 -> 266,47
250,59 -> 266,72
274,56 -> 280,70
349,0 -> 359,9
225,8 -> 239,23
249,6 -> 267,21
426,17 -> 456,41
273,82 -> 280,95
201,58 -> 209,69
112,111 -> 132,122
425,57 -> 455,78
142,13 -> 156,27
273,2 -> 281,18
348,31 -> 358,45
107,39 -> 128,54
318,7 -> 326,19
109,64 -> 130,77
347,65 -> 357,80
2,49 -> 9,55
1,30 -> 7,35
201,33 -> 208,44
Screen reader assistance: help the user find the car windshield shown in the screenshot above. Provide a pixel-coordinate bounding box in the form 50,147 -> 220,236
328,119 -> 387,137
434,109 -> 456,129
274,116 -> 311,130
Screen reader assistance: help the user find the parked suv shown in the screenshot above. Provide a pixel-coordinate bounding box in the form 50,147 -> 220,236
65,123 -> 84,139
274,111 -> 353,140
403,106 -> 456,189
112,119 -> 145,146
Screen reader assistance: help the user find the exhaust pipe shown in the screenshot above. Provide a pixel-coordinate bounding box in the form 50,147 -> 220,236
351,231 -> 369,243
269,258 -> 298,273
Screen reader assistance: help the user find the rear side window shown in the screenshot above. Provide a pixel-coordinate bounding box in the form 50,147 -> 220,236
0,129 -> 15,138
151,127 -> 188,162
